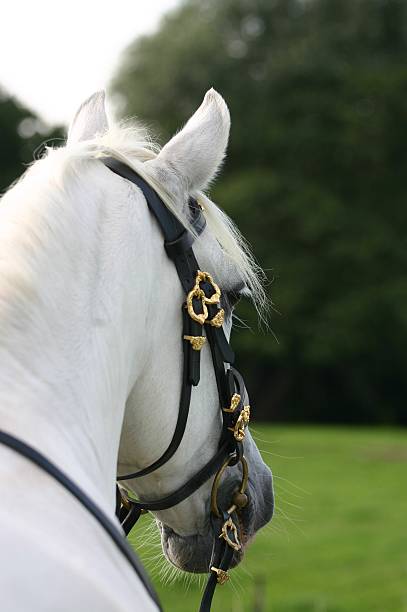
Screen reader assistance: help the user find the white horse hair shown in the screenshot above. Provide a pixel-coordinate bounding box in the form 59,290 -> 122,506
0,90 -> 273,611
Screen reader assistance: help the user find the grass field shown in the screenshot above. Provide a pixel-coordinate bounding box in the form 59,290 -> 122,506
129,426 -> 407,612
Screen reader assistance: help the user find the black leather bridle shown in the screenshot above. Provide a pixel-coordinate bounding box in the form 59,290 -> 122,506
0,156 -> 254,612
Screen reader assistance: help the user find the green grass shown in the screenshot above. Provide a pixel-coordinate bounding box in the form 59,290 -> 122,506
129,426 -> 407,611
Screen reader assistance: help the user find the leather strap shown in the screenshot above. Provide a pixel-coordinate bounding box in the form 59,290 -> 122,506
118,440 -> 233,515
0,430 -> 161,611
102,158 -> 250,612
105,158 -> 242,487
103,157 -> 206,243
105,157 -> 210,481
198,509 -> 239,612
117,307 -> 194,480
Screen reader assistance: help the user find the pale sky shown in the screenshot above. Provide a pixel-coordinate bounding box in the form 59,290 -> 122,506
0,0 -> 180,127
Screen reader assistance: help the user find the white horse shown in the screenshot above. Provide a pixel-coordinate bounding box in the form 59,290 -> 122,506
0,89 -> 273,611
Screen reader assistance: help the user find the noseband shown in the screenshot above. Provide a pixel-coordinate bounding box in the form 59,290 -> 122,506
0,157 -> 254,612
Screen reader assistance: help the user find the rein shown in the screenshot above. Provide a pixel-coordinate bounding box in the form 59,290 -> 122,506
0,430 -> 161,609
0,157 -> 253,612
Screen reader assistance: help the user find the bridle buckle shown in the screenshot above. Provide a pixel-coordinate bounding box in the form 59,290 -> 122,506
228,405 -> 251,442
223,393 -> 241,413
210,455 -> 249,518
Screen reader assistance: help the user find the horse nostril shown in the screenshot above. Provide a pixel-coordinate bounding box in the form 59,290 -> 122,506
232,491 -> 248,509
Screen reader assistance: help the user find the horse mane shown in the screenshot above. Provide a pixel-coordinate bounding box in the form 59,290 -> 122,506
5,118 -> 268,321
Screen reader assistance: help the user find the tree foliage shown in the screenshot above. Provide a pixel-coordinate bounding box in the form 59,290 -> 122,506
113,1 -> 407,423
0,88 -> 63,193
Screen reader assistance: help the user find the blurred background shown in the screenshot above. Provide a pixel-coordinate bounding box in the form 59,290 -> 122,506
1,0 -> 406,610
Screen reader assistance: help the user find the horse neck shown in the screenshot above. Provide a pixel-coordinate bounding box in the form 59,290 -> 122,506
0,157 -> 153,512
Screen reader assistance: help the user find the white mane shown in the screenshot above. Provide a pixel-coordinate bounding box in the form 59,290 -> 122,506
2,117 -> 267,320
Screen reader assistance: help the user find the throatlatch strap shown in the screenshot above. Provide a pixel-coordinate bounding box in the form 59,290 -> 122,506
0,430 -> 161,611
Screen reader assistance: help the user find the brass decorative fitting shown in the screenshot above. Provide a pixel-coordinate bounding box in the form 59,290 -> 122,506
223,393 -> 241,413
207,308 -> 225,328
210,566 -> 229,585
229,405 -> 251,442
183,335 -> 206,351
186,270 -> 222,326
219,517 -> 241,552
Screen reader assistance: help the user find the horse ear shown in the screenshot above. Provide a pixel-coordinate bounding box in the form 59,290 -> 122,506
151,89 -> 230,192
67,91 -> 109,144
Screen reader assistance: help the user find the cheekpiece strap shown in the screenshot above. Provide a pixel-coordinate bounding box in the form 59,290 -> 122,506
102,158 -> 252,612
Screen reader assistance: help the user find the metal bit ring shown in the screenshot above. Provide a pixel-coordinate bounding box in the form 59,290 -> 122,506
210,455 -> 249,518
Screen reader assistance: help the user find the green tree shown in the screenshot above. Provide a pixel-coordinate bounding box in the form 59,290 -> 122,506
112,0 -> 407,424
0,88 -> 63,193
